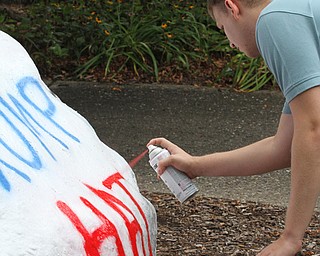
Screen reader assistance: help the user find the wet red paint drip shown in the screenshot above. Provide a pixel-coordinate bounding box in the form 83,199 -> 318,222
57,171 -> 153,256
128,150 -> 148,168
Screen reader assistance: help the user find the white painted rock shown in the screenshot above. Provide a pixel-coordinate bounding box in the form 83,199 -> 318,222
0,31 -> 157,256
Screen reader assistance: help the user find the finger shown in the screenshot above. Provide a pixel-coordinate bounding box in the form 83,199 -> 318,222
147,137 -> 169,147
147,138 -> 180,155
146,138 -> 160,147
157,158 -> 171,175
157,168 -> 165,176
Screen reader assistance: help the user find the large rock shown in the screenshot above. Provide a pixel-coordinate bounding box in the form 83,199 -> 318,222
0,31 -> 157,256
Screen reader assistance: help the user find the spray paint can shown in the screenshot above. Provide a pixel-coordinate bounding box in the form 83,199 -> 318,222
148,145 -> 199,203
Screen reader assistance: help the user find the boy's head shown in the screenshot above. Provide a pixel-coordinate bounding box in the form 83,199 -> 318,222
207,0 -> 268,58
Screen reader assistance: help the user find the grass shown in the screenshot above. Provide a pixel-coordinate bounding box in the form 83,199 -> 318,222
0,0 -> 275,91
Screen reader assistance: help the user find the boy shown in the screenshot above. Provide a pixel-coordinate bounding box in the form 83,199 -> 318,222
148,0 -> 320,255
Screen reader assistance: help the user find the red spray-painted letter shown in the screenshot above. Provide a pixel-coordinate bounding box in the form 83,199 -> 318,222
57,172 -> 153,256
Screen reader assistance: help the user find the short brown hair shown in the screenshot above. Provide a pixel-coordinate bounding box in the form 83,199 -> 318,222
207,0 -> 265,19
207,0 -> 226,20
207,0 -> 264,11
207,0 -> 224,7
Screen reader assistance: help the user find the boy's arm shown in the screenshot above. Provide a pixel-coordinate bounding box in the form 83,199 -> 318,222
148,112 -> 294,178
259,86 -> 320,255
195,113 -> 293,177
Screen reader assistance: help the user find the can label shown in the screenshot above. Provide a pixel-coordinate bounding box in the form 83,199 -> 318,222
149,150 -> 198,203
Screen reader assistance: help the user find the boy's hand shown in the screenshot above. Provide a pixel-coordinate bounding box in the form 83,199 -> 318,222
147,137 -> 198,178
257,235 -> 302,256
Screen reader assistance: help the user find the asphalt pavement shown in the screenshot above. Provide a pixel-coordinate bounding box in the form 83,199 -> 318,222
50,81 -> 319,211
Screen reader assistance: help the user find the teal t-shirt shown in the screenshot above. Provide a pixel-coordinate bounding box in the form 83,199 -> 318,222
256,0 -> 320,114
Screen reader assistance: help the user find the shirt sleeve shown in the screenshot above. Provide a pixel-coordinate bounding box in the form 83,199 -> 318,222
282,101 -> 291,114
256,12 -> 320,108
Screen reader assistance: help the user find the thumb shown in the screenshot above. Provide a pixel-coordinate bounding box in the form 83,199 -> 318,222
157,156 -> 174,176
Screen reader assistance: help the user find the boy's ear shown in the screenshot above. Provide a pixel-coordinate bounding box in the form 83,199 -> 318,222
225,0 -> 240,19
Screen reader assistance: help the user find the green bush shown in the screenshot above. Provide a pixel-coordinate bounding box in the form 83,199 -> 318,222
1,0 -> 274,90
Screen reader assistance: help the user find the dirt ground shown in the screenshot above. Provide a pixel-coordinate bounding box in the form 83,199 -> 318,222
143,192 -> 320,256
52,82 -> 320,255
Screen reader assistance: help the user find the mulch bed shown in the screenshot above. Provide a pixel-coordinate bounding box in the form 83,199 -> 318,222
142,192 -> 320,256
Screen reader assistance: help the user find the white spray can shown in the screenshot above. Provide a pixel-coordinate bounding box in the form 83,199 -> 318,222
148,145 -> 199,203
